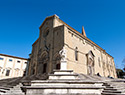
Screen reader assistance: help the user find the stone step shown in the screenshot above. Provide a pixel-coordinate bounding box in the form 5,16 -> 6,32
104,88 -> 118,90
24,86 -> 104,89
25,86 -> 103,95
53,70 -> 74,74
31,80 -> 103,86
13,87 -> 22,89
31,84 -> 104,88
32,84 -> 103,87
6,92 -> 24,94
105,86 -> 113,88
7,89 -> 22,92
110,83 -> 125,84
115,87 -> 125,90
31,79 -> 103,83
111,85 -> 125,87
31,80 -> 103,84
101,92 -> 125,95
0,85 -> 14,88
0,87 -> 10,90
48,74 -> 78,79
0,89 -> 8,93
0,88 -> 10,93
102,84 -> 110,86
103,90 -> 121,93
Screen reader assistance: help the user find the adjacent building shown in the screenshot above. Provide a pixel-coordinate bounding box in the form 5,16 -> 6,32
0,53 -> 28,79
28,15 -> 117,78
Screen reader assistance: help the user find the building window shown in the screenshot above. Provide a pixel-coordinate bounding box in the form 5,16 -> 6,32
6,70 -> 10,76
75,47 -> 78,61
0,57 -> 4,60
9,59 -> 13,62
17,61 -> 20,63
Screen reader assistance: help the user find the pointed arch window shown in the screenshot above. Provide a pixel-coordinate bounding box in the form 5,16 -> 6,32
75,47 -> 78,61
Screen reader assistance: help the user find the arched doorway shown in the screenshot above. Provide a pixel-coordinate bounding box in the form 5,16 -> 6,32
37,51 -> 49,74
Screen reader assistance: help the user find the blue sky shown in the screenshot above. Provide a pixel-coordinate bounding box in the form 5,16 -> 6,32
0,0 -> 125,69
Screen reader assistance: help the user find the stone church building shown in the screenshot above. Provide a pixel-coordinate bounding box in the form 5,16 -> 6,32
28,15 -> 117,78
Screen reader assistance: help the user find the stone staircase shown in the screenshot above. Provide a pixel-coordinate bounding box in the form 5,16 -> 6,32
0,83 -> 24,95
0,73 -> 49,95
0,77 -> 25,95
23,70 -> 105,95
0,70 -> 125,95
0,87 -> 10,94
101,82 -> 123,95
106,80 -> 125,94
79,74 -> 125,95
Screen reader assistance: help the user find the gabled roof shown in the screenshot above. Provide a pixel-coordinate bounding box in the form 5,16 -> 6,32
34,14 -> 113,58
39,15 -> 58,29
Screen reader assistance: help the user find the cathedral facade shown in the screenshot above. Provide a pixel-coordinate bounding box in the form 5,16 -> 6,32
28,15 -> 117,78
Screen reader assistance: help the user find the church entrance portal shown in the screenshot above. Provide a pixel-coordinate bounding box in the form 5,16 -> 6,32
37,51 -> 49,74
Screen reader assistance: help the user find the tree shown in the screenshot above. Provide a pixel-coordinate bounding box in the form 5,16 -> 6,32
122,58 -> 125,72
116,69 -> 124,78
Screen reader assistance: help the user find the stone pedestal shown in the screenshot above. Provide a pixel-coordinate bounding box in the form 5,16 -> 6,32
60,60 -> 67,70
48,70 -> 78,79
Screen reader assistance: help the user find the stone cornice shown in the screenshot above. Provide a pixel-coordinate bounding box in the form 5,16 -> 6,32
0,53 -> 28,60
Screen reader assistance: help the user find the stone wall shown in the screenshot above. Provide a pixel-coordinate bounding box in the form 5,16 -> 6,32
64,25 -> 117,78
